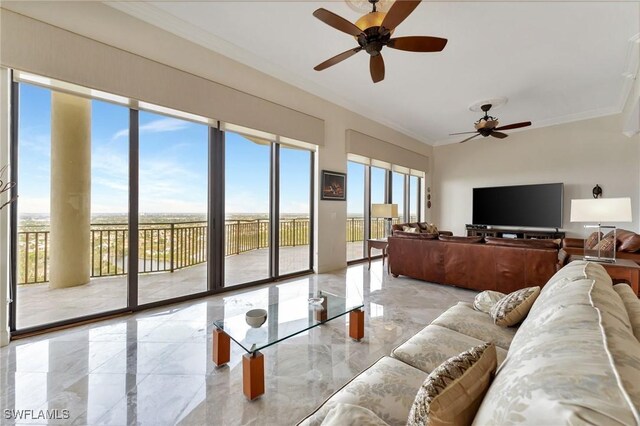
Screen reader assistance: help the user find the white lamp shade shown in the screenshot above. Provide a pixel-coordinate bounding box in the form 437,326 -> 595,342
371,203 -> 399,218
570,198 -> 632,223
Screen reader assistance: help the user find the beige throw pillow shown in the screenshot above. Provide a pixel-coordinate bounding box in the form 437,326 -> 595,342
403,226 -> 418,233
407,343 -> 497,426
490,286 -> 541,327
473,290 -> 506,314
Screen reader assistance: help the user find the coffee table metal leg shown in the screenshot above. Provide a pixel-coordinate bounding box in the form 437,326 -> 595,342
243,352 -> 265,400
349,309 -> 365,341
213,329 -> 230,366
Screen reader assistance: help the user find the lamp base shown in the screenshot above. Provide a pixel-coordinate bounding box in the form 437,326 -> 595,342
583,224 -> 616,263
583,255 -> 616,264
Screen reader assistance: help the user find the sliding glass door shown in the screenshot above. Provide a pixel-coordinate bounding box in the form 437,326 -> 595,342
15,83 -> 129,329
10,74 -> 315,333
137,111 -> 209,305
410,175 -> 421,222
347,161 -> 366,262
279,146 -> 312,275
224,132 -> 271,286
370,166 -> 387,239
392,171 -> 406,223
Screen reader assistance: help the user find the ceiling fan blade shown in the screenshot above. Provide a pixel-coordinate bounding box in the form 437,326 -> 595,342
490,131 -> 508,139
313,8 -> 363,37
370,54 -> 385,83
387,36 -> 448,52
314,47 -> 363,71
494,121 -> 532,131
381,0 -> 421,31
449,131 -> 478,136
459,134 -> 481,144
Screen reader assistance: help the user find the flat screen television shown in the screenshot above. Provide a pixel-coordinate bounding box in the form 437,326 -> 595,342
472,183 -> 563,229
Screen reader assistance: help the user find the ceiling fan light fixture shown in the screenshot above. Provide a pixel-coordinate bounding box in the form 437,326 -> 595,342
346,0 -> 393,14
355,11 -> 392,33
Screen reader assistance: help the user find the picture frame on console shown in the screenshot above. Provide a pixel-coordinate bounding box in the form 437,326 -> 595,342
321,170 -> 346,201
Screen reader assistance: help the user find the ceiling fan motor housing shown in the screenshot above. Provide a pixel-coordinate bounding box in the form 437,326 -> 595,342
357,26 -> 391,55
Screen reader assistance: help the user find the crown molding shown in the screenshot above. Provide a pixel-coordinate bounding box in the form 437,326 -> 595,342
106,1 -> 434,145
107,2 -> 637,148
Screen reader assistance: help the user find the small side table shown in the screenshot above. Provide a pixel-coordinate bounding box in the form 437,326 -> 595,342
367,238 -> 389,272
570,256 -> 640,296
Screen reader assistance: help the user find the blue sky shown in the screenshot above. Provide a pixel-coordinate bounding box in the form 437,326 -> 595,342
18,83 -> 312,216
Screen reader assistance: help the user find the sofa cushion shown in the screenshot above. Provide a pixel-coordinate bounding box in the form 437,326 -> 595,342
392,324 -> 508,374
614,284 -> 640,341
393,231 -> 437,239
484,237 -> 559,249
490,286 -> 540,327
473,290 -> 506,313
417,223 -> 439,234
619,230 -> 640,253
474,261 -> 640,425
438,235 -> 483,244
430,302 -> 517,350
300,357 -> 428,426
407,343 -> 496,426
320,404 -> 389,426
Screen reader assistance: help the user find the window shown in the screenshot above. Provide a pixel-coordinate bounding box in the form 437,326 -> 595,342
347,161 -> 366,261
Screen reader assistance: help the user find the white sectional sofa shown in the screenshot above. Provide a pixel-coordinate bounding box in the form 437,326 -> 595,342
299,261 -> 640,425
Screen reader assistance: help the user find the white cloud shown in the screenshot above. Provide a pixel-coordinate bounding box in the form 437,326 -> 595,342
225,191 -> 269,214
17,197 -> 50,214
111,117 -> 190,141
111,128 -> 129,141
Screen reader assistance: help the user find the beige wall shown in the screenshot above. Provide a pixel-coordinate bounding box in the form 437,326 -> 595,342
0,4 -> 432,274
432,114 -> 640,238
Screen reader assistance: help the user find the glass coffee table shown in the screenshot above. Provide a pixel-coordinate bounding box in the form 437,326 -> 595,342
212,291 -> 364,400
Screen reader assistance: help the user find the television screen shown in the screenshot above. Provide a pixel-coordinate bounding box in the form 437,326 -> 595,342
472,183 -> 563,228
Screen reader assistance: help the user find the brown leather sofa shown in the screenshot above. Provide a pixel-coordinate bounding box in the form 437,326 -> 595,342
562,229 -> 640,265
388,235 -> 567,294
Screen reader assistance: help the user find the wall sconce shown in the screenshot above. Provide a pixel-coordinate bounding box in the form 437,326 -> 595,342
592,184 -> 602,199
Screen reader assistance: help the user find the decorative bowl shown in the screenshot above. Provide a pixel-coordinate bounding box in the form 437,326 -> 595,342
245,309 -> 267,328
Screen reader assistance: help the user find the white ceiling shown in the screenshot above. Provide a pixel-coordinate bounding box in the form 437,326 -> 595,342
110,1 -> 639,145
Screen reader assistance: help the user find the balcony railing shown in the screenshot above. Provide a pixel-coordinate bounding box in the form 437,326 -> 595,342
17,216 -> 412,284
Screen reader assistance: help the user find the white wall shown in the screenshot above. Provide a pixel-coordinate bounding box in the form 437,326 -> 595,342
432,114 -> 640,238
0,68 -> 11,346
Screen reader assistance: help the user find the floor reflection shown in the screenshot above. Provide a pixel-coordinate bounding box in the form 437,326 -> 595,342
0,260 -> 477,425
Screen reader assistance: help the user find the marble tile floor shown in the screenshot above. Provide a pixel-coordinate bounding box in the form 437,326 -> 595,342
1,260 -> 477,425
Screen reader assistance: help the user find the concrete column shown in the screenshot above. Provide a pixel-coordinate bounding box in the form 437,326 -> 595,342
49,92 -> 91,289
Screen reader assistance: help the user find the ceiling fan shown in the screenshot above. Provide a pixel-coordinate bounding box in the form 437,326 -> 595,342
450,104 -> 532,143
312,0 -> 447,83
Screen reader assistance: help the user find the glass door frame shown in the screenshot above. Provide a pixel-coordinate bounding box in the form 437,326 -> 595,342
8,75 -> 315,336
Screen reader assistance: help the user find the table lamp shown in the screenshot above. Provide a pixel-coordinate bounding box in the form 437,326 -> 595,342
371,203 -> 399,238
570,197 -> 632,262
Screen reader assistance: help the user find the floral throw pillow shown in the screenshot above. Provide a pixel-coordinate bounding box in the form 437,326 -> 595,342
593,236 -> 615,253
403,226 -> 419,233
473,290 -> 506,314
407,343 -> 497,426
490,286 -> 541,327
